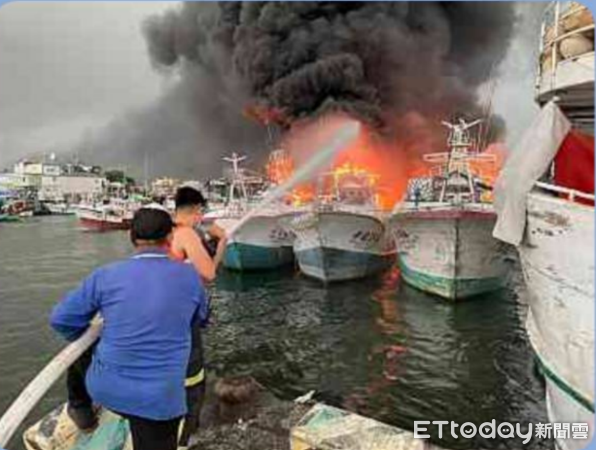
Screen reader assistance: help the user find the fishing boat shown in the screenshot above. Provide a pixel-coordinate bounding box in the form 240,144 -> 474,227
76,199 -> 135,231
209,152 -> 296,271
45,202 -> 76,216
0,213 -> 22,223
218,206 -> 296,271
493,3 -> 594,448
287,164 -> 396,282
2,199 -> 35,218
390,119 -> 511,300
0,197 -> 22,222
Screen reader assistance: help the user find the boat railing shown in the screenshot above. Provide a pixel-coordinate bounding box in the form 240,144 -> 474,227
0,322 -> 103,449
400,201 -> 495,213
538,1 -> 595,88
534,180 -> 595,202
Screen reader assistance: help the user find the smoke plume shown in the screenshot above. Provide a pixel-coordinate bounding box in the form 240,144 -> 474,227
82,2 -> 530,178
145,3 -> 516,128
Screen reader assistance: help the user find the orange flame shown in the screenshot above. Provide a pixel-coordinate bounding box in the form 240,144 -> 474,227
266,151 -> 294,185
263,116 -> 506,210
328,127 -> 409,210
266,122 -> 410,210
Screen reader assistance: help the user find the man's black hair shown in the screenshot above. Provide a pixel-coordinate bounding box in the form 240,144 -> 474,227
130,208 -> 173,244
175,186 -> 207,210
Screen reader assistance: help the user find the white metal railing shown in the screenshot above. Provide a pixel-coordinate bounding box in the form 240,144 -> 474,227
400,201 -> 494,213
544,25 -> 596,48
542,1 -> 589,26
535,180 -> 596,202
538,1 -> 595,86
0,322 -> 102,449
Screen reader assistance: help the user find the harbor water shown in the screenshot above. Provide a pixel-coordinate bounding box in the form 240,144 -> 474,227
0,216 -> 551,450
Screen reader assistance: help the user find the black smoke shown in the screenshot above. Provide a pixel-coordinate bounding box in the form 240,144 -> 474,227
81,2 -> 521,178
144,2 -> 516,134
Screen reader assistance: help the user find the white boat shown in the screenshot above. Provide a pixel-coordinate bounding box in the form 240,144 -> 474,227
209,153 -> 296,271
287,165 -> 396,282
493,4 -> 594,448
46,202 -> 76,216
523,186 -> 594,449
75,199 -> 136,231
76,204 -> 131,231
390,119 -> 511,300
217,206 -> 296,271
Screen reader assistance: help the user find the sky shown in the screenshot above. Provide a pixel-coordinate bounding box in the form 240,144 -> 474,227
0,2 -> 543,172
0,1 -> 171,168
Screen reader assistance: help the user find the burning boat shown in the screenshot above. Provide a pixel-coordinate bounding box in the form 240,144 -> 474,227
209,152 -> 296,271
390,119 -> 511,300
493,3 -> 595,448
286,163 -> 396,282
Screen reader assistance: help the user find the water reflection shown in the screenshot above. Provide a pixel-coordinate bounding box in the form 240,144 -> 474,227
208,266 -> 550,449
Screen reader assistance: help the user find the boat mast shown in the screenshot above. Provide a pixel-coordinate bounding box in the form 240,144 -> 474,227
223,152 -> 249,204
439,118 -> 482,203
143,151 -> 149,194
223,152 -> 246,177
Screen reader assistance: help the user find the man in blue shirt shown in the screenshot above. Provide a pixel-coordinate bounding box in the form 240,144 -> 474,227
50,206 -> 208,450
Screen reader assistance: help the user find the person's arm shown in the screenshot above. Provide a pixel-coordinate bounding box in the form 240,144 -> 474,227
212,233 -> 228,270
50,270 -> 101,341
180,227 -> 219,282
207,223 -> 226,240
205,222 -> 228,269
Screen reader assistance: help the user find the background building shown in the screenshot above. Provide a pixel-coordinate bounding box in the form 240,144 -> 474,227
39,173 -> 106,202
0,156 -> 107,202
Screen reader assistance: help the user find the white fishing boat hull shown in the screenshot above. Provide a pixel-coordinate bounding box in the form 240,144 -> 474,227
520,191 -> 594,449
391,203 -> 511,300
46,203 -> 76,216
217,211 -> 296,271
288,210 -> 396,282
76,206 -> 131,231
